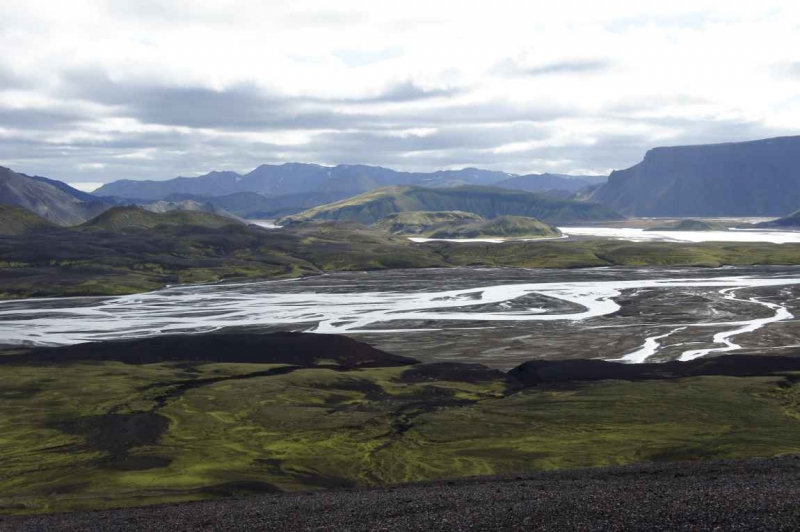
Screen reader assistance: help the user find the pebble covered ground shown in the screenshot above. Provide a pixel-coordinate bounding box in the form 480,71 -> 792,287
5,456 -> 800,531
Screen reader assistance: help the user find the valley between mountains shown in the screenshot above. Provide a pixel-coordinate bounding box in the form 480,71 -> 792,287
6,136 -> 800,523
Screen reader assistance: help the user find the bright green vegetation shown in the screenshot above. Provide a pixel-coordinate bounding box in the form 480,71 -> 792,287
3,355 -> 800,514
0,205 -> 54,235
279,185 -> 623,225
646,219 -> 729,231
79,206 -> 240,231
435,240 -> 800,269
373,211 -> 484,235
428,215 -> 561,239
373,211 -> 561,239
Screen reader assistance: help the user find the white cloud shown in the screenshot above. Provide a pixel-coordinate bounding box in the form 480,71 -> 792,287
0,0 -> 798,182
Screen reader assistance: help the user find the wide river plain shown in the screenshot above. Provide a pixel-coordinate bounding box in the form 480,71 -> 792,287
3,266 -> 800,368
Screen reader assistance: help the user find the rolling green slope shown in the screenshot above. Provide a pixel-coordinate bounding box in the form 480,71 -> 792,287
429,216 -> 561,239
646,219 -> 729,231
280,186 -> 623,225
0,205 -> 55,235
80,206 -> 242,232
373,211 -> 485,235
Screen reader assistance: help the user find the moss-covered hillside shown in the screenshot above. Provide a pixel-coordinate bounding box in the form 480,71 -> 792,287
373,211 -> 484,235
280,186 -> 623,225
428,215 -> 561,239
0,205 -> 54,235
646,219 -> 729,231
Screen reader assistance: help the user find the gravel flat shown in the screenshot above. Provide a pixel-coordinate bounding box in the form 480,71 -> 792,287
5,457 -> 800,531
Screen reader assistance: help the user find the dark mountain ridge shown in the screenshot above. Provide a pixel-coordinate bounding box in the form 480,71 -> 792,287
0,166 -> 111,225
589,136 -> 800,216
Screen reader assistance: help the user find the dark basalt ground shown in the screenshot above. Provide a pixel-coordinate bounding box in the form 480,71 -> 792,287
510,353 -> 800,385
5,456 -> 800,531
1,331 -> 418,368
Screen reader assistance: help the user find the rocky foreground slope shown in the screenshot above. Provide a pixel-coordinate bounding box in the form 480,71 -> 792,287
5,457 -> 800,531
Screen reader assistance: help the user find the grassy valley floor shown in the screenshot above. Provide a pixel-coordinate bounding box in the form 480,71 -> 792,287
3,334 -> 800,514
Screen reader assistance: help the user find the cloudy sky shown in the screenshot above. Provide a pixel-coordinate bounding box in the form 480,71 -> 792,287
1,1 -> 800,190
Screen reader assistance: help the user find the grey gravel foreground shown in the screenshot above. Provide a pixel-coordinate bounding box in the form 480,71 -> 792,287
5,457 -> 800,531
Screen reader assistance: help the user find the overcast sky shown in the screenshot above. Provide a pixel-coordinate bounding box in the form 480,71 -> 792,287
1,1 -> 799,190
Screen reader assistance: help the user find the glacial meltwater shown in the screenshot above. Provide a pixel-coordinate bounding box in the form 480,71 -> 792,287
2,267 -> 800,368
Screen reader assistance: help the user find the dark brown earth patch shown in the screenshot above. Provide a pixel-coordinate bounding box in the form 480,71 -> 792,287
51,412 -> 171,467
0,385 -> 41,399
400,362 -> 519,387
509,354 -> 800,386
101,455 -> 173,471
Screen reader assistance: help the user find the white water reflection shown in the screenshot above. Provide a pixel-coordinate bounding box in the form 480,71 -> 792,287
560,227 -> 800,244
1,274 -> 799,363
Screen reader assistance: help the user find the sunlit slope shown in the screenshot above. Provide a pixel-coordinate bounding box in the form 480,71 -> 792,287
281,186 -> 623,225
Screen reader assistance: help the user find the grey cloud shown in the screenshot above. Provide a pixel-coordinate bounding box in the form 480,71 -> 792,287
773,62 -> 800,78
0,107 -> 92,129
356,80 -> 461,103
496,58 -> 614,78
0,65 -> 31,90
1,116 -> 789,185
59,69 -> 565,131
3,64 -> 795,186
524,59 -> 614,77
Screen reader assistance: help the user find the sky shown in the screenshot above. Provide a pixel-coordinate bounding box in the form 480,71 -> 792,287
1,1 -> 800,191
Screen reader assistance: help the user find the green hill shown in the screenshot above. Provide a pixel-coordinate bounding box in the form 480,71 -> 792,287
279,186 -> 623,225
373,211 -> 484,235
0,205 -> 55,235
646,219 -> 729,232
80,206 -> 243,231
429,215 -> 561,239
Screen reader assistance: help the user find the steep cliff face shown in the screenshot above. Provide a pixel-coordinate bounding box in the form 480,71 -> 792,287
589,136 -> 800,216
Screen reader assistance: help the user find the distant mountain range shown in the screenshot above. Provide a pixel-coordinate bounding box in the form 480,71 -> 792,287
6,134 -> 800,225
495,173 -> 606,193
94,164 -> 605,204
588,136 -> 800,217
280,186 -> 623,225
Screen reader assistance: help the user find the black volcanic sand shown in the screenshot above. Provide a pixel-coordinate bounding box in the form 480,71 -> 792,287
0,332 -> 417,369
5,456 -> 800,531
